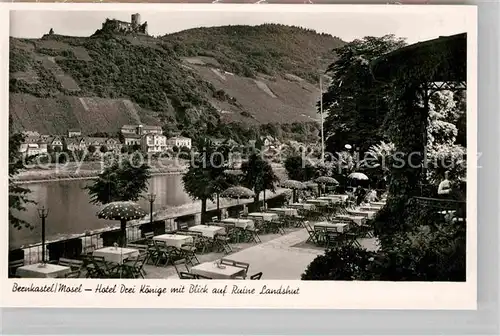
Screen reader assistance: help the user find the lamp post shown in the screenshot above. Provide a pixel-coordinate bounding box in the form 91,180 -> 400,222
147,193 -> 156,226
319,75 -> 325,163
37,206 -> 49,263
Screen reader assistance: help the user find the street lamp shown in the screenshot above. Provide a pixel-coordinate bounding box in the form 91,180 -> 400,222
319,75 -> 325,163
37,206 -> 49,263
147,193 -> 156,225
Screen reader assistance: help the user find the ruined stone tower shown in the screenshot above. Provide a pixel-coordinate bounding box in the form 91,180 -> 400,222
131,13 -> 141,28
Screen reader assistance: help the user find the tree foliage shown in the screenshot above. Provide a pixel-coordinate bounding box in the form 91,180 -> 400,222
284,155 -> 318,182
322,35 -> 406,154
85,155 -> 151,205
9,117 -> 35,230
241,153 -> 278,204
182,139 -> 228,224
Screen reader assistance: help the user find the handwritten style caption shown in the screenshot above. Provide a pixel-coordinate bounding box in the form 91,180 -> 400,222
12,282 -> 300,297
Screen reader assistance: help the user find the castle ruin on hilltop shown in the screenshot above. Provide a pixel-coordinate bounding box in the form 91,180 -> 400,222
101,13 -> 148,35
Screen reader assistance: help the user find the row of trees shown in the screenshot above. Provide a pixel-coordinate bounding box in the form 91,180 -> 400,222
182,139 -> 279,223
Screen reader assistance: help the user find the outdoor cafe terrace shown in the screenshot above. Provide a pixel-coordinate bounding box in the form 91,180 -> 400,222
10,191 -> 389,280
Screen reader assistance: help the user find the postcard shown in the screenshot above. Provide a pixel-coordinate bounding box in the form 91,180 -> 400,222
1,3 -> 477,309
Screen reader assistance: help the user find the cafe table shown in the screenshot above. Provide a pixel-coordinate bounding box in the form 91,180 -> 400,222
360,205 -> 381,212
306,199 -> 330,206
324,194 -> 349,201
289,203 -> 315,210
190,261 -> 246,279
347,209 -> 376,219
248,212 -> 279,221
336,214 -> 365,226
268,208 -> 299,217
153,233 -> 193,249
367,203 -> 384,210
189,225 -> 225,239
93,247 -> 139,264
16,263 -> 71,278
220,218 -> 255,229
314,222 -> 349,232
317,197 -> 339,204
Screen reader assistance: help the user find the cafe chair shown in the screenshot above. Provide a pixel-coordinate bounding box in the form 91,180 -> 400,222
250,272 -> 263,280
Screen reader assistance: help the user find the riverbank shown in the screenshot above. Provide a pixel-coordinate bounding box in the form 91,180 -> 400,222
13,161 -> 286,183
13,188 -> 289,253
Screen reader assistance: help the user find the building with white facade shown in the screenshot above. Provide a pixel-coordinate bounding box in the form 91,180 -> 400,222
167,136 -> 192,150
141,133 -> 168,153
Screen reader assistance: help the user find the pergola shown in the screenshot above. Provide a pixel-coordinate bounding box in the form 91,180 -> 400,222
370,33 -> 467,199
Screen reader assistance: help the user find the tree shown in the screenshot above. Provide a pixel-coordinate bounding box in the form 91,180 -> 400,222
9,117 -> 35,230
284,155 -> 316,182
182,139 -> 226,224
85,155 -> 151,205
49,28 -> 54,35
321,35 -> 406,154
88,145 -> 96,154
241,153 -> 278,207
118,132 -> 125,144
100,145 -> 108,153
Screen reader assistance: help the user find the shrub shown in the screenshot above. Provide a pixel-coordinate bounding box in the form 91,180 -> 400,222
302,245 -> 378,281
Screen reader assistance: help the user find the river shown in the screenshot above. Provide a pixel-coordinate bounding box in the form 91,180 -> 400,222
9,174 -> 193,248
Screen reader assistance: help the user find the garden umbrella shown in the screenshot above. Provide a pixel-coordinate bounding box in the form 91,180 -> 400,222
315,176 -> 339,196
97,201 -> 148,247
280,180 -> 306,203
221,186 -> 255,218
348,172 -> 369,181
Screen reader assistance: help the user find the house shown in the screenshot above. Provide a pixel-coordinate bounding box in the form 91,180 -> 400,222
121,125 -> 139,135
121,124 -> 162,136
64,137 -> 87,152
141,133 -> 168,153
86,137 -> 107,151
67,129 -> 82,138
167,136 -> 192,150
142,125 -> 162,135
123,134 -> 141,146
212,138 -> 238,148
19,136 -> 48,156
104,138 -> 121,152
47,136 -> 64,151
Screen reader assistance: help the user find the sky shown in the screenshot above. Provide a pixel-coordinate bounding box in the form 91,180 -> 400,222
9,6 -> 472,44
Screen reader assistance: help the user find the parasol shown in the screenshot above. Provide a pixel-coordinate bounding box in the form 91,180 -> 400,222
348,172 -> 369,181
280,180 -> 307,190
280,180 -> 307,203
97,201 -> 148,247
315,176 -> 339,196
315,176 -> 339,185
221,186 -> 255,218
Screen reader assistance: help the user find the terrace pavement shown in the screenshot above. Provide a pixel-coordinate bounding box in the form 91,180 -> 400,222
144,228 -> 379,280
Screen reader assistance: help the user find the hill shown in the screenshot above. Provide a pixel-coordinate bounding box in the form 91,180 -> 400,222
9,24 -> 344,142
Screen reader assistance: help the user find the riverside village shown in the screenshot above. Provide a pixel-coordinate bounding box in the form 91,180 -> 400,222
8,12 -> 467,282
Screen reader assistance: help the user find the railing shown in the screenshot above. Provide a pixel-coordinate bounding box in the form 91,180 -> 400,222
10,193 -> 289,265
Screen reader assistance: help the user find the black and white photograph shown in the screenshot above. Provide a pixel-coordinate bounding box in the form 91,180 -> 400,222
3,4 -> 476,308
